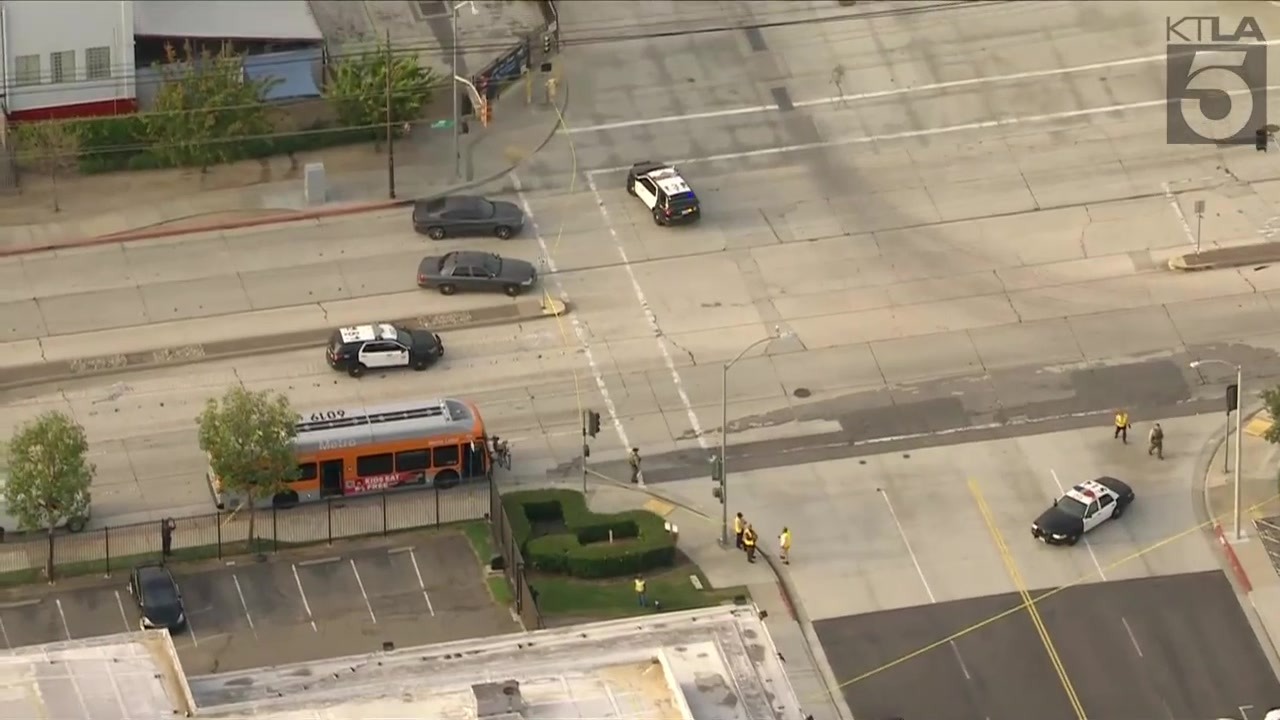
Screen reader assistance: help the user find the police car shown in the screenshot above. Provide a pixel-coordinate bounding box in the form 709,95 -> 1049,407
625,161 -> 701,225
1031,476 -> 1135,546
326,323 -> 444,378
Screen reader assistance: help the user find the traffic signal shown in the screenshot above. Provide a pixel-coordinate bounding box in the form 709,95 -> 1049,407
1258,128 -> 1269,152
480,99 -> 492,128
1227,384 -> 1239,413
710,455 -> 724,502
585,410 -> 601,438
542,32 -> 553,55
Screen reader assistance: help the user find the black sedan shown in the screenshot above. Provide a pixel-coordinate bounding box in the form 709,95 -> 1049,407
417,250 -> 537,297
128,563 -> 186,631
1031,476 -> 1135,546
412,195 -> 524,240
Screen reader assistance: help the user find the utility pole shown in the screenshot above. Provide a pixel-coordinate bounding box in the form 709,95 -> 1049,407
451,4 -> 461,180
384,30 -> 396,199
581,410 -> 600,493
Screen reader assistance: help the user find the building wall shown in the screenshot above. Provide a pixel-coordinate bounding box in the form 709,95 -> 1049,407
0,0 -> 137,119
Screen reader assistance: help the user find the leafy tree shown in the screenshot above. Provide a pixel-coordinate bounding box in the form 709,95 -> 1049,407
197,387 -> 298,548
5,412 -> 94,580
1261,386 -> 1280,446
12,119 -> 81,212
144,41 -> 277,171
325,42 -> 438,142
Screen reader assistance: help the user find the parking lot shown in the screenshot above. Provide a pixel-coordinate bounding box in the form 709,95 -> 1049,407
0,530 -> 518,674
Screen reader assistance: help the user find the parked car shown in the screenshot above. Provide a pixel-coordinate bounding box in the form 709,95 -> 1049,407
416,250 -> 537,297
412,195 -> 525,240
128,563 -> 186,631
0,466 -> 89,538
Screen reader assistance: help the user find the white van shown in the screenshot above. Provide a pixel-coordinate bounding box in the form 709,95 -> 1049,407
0,466 -> 90,537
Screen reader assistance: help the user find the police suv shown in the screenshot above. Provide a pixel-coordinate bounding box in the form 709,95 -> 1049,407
1031,476 -> 1135,546
626,161 -> 701,225
326,323 -> 444,378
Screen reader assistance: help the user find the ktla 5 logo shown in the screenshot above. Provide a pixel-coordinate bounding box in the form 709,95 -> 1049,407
1166,16 -> 1267,145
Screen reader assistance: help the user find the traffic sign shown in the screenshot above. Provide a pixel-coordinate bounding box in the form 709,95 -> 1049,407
430,119 -> 453,129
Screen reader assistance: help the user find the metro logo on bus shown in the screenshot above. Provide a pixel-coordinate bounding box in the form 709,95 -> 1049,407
343,471 -> 427,495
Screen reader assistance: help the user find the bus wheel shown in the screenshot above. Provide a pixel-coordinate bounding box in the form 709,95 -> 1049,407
272,490 -> 299,509
66,517 -> 87,533
434,470 -> 461,489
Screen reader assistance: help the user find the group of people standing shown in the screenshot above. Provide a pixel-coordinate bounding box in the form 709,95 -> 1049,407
733,512 -> 790,565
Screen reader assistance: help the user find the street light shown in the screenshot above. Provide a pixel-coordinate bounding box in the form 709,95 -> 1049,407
451,1 -> 478,180
1190,359 -> 1244,540
719,327 -> 791,547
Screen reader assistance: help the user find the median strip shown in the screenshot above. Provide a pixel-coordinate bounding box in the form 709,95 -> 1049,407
1168,244 -> 1280,271
0,297 -> 568,390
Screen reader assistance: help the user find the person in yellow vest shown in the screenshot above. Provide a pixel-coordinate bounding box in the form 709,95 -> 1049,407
1113,409 -> 1130,444
634,575 -> 647,607
779,527 -> 791,565
743,524 -> 758,563
733,512 -> 745,549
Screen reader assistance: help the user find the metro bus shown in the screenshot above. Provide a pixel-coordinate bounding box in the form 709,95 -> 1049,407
210,398 -> 491,510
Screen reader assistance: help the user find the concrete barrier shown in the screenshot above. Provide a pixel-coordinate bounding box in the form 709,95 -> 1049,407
1168,243 -> 1280,271
0,297 -> 568,391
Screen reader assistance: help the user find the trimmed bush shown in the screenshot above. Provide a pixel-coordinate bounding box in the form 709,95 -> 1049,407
503,489 -> 675,579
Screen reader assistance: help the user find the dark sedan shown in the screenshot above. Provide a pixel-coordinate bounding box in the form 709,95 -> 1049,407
412,195 -> 524,240
417,250 -> 537,297
128,563 -> 186,631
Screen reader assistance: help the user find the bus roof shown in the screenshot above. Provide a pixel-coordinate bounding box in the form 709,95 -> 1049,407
294,399 -> 479,456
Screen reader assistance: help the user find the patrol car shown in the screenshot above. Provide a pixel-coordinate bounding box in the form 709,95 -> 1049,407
1031,476 -> 1135,546
625,161 -> 701,225
326,323 -> 444,378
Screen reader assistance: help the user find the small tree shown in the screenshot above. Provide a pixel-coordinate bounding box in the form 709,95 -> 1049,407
325,42 -> 438,143
12,119 -> 81,212
197,387 -> 297,549
5,412 -> 94,581
145,41 -> 277,171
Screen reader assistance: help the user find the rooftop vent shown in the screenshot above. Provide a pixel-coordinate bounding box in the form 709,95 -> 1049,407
472,680 -> 526,719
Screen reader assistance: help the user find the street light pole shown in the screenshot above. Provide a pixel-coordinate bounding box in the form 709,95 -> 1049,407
450,4 -> 460,180
1191,359 -> 1245,540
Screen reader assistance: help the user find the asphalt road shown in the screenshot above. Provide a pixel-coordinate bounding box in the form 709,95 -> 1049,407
0,531 -> 515,674
815,570 -> 1280,720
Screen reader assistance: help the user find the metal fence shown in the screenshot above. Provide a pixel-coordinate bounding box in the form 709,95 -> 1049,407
489,486 -> 543,630
0,481 -> 491,577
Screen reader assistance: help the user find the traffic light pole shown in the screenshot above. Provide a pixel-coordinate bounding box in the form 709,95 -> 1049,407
581,410 -> 589,494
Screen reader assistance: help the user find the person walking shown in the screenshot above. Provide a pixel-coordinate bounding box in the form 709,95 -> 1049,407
743,524 -> 758,563
1114,409 -> 1130,444
628,448 -> 642,484
779,527 -> 792,565
733,512 -> 745,549
1148,422 -> 1164,460
634,575 -> 647,607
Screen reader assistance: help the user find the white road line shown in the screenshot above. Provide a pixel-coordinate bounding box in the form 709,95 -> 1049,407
291,564 -> 318,633
232,573 -> 257,635
586,173 -> 710,465
0,615 -> 10,649
1120,616 -> 1144,658
1161,181 -> 1198,248
1049,469 -> 1106,581
568,40 -> 1280,135
585,82 -> 1280,176
55,598 -> 72,640
113,590 -> 131,632
349,559 -> 377,624
406,548 -> 436,617
186,615 -> 199,647
949,642 -> 972,680
511,171 -> 632,456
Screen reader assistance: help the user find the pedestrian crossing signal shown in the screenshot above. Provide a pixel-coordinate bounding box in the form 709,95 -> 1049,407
585,410 -> 601,438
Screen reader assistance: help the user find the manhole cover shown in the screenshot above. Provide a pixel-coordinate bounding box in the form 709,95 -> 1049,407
793,387 -> 811,398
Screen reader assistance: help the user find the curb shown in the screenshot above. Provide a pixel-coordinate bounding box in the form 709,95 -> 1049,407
1168,244 -> 1280,271
1196,399 -> 1264,577
1216,522 -> 1254,592
0,86 -> 571,258
0,297 -> 569,392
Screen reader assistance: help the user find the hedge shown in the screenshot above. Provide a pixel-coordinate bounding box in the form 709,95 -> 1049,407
503,489 -> 676,579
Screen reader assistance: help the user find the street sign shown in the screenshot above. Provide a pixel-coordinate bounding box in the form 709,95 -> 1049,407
430,119 -> 453,129
1194,199 -> 1206,215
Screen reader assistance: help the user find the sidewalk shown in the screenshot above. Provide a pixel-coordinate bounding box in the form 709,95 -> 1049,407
1200,405 -> 1280,681
534,475 -> 854,720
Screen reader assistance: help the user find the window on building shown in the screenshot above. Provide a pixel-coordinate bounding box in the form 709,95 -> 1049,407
50,50 -> 75,83
14,55 -> 40,86
85,47 -> 111,80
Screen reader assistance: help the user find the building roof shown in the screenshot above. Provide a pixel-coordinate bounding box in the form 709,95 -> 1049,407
0,630 -> 194,719
133,0 -> 324,41
191,605 -> 805,720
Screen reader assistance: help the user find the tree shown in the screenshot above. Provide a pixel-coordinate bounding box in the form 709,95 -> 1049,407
5,412 -> 94,580
145,41 -> 277,171
12,119 -> 81,212
325,42 -> 438,143
197,387 -> 298,549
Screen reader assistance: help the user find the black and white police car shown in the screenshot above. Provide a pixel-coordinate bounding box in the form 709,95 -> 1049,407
1031,476 -> 1135,546
626,161 -> 701,225
326,323 -> 443,378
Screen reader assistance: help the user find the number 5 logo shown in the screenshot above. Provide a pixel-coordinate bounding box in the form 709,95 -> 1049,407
1168,45 -> 1267,145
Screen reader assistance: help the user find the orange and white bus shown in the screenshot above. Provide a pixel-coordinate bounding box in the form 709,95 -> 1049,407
210,398 -> 491,510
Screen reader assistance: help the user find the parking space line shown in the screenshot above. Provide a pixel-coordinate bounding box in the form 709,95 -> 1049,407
394,546 -> 435,617
1050,469 -> 1107,581
232,574 -> 258,638
55,598 -> 72,640
113,590 -> 131,632
1120,616 -> 1144,658
291,564 -> 319,632
877,488 -> 971,680
0,616 -> 10,648
297,556 -> 341,567
349,559 -> 377,624
0,598 -> 39,610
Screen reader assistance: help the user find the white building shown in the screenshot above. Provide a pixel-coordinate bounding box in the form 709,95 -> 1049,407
0,0 -> 137,121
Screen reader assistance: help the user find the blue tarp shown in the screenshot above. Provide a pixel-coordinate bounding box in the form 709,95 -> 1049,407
243,49 -> 321,101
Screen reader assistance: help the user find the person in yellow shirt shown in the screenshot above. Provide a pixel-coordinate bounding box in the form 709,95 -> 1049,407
743,524 -> 758,563
733,512 -> 745,549
1114,409 -> 1130,444
779,527 -> 791,565
634,575 -> 647,607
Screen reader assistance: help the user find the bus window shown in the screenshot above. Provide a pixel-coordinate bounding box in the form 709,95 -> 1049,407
357,453 -> 394,476
297,463 -> 318,482
432,444 -> 460,468
396,449 -> 429,472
